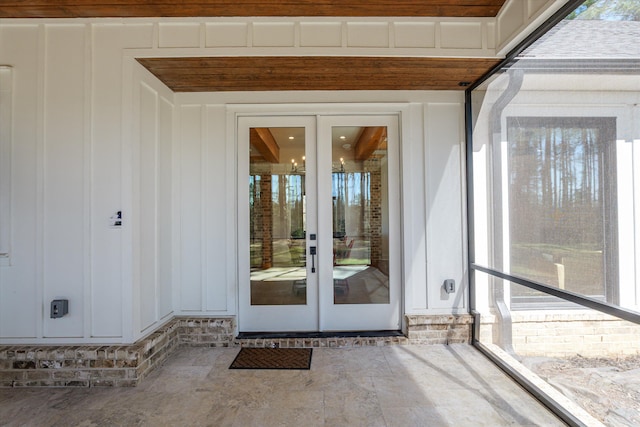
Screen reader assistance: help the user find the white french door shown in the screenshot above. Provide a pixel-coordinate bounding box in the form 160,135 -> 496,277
238,114 -> 401,332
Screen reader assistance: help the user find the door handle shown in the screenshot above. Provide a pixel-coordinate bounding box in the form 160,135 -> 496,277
309,246 -> 317,273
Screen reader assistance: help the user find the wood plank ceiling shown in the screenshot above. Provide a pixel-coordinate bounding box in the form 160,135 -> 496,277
0,1 -> 507,18
1,1 -> 506,92
137,57 -> 500,92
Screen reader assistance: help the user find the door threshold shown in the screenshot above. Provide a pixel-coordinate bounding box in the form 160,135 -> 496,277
236,330 -> 404,340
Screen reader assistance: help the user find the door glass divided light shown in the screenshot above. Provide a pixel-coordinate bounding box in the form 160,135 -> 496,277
249,127 -> 307,305
240,114 -> 400,332
331,126 -> 390,304
248,125 -> 391,306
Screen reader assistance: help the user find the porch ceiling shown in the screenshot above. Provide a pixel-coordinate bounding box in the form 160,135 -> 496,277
137,56 -> 500,92
0,1 -> 507,18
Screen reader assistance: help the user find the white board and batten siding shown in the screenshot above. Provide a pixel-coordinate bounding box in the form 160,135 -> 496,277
0,0 -> 563,344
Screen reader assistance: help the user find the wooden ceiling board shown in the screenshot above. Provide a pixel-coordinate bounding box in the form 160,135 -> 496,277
136,56 -> 500,92
0,1 -> 507,18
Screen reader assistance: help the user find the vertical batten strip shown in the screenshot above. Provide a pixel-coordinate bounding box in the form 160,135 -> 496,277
120,54 -> 136,343
84,23 -> 93,339
179,105 -> 203,311
172,97 -> 182,316
201,104 -> 208,311
388,18 -> 395,48
199,22 -> 205,48
248,21 -> 254,48
35,23 -> 46,339
205,105 -> 228,312
0,66 -> 12,265
226,108 -> 237,317
152,82 -> 160,328
153,22 -> 159,50
158,96 -> 174,319
137,81 -> 159,332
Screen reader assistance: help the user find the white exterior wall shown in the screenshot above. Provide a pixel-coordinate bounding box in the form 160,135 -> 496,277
171,95 -> 468,322
0,0 -> 567,344
0,23 -> 175,343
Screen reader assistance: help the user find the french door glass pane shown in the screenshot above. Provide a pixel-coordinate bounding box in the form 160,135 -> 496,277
249,127 -> 307,305
331,126 -> 390,304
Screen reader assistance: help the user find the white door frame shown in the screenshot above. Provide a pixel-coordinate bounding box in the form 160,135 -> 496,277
233,104 -> 407,333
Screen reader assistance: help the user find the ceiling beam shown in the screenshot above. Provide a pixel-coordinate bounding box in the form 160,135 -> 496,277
250,128 -> 280,163
355,127 -> 387,161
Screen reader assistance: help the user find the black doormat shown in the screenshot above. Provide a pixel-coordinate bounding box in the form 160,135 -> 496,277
229,347 -> 313,370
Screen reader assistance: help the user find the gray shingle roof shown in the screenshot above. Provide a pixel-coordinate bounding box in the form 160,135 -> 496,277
523,20 -> 640,59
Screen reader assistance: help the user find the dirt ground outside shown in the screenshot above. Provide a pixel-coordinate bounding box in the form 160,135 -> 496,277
522,355 -> 640,426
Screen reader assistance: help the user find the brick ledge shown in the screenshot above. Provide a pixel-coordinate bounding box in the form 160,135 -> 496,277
1,314 -> 474,387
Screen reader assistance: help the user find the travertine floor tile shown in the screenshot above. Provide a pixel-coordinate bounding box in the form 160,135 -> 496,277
324,403 -> 387,427
0,344 -> 564,427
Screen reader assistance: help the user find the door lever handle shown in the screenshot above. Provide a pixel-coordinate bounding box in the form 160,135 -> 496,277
309,246 -> 317,273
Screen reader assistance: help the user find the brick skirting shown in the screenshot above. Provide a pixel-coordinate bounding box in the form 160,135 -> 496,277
0,319 -> 181,387
479,312 -> 640,357
1,314 -> 473,387
405,314 -> 474,344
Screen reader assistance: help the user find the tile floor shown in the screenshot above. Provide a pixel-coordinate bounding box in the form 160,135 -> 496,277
0,344 -> 564,426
